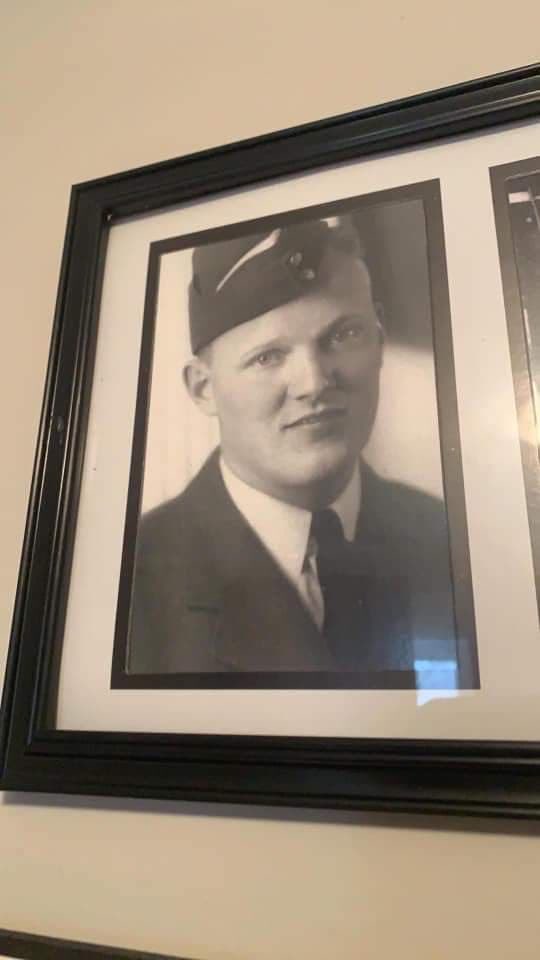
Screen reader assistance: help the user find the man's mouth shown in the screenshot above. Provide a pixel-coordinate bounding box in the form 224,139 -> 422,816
284,408 -> 347,430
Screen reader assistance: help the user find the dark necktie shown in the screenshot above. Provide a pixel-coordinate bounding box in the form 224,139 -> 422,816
311,509 -> 415,679
310,509 -> 352,635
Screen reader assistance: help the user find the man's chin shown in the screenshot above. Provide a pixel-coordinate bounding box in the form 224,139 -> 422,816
282,451 -> 356,508
301,442 -> 353,476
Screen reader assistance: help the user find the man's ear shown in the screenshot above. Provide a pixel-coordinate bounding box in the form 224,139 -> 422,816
373,301 -> 386,369
183,357 -> 217,416
374,300 -> 386,346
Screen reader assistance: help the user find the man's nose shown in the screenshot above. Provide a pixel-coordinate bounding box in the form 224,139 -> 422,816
288,348 -> 334,400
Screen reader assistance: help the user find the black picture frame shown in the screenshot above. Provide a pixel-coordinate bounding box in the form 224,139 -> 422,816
1,64 -> 540,818
0,929 -> 194,960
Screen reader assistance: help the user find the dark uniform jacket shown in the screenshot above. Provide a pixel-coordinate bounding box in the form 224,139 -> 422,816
125,451 -> 466,687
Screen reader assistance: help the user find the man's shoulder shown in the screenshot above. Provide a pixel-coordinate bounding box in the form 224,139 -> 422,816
373,471 -> 445,515
360,465 -> 449,542
137,451 -> 221,549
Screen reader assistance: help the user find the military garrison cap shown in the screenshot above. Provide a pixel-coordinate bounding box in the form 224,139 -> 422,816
188,215 -> 364,354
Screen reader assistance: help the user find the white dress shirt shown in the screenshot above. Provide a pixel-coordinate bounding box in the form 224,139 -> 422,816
220,459 -> 360,629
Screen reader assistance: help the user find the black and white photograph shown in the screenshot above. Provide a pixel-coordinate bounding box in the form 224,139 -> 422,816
491,155 -> 540,611
112,181 -> 478,691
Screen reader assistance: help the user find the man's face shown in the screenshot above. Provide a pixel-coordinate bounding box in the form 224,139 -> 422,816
186,256 -> 383,509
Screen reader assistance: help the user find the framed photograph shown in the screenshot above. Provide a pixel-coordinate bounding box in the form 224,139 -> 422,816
1,64 -> 540,817
112,177 -> 477,693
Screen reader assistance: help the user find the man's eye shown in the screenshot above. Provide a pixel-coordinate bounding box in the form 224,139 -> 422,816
252,349 -> 283,367
331,323 -> 364,345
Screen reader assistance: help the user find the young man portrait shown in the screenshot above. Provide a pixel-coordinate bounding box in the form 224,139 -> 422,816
125,213 -> 465,687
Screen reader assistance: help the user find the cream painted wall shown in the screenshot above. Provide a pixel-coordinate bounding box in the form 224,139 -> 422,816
2,3 -> 540,958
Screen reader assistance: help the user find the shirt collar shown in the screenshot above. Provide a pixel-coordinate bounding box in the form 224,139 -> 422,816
332,462 -> 361,542
220,458 -> 360,583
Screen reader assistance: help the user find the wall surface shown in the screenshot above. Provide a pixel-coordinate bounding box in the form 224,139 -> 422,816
2,2 -> 540,958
